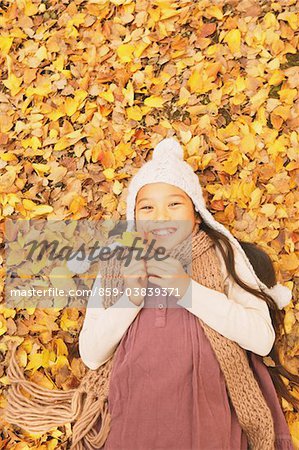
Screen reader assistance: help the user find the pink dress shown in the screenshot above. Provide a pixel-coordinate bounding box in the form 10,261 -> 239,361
99,282 -> 248,450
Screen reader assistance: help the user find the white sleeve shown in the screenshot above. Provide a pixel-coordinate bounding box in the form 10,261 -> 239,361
79,274 -> 144,370
176,245 -> 276,357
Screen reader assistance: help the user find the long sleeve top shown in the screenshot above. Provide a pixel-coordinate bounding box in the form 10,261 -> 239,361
79,244 -> 276,370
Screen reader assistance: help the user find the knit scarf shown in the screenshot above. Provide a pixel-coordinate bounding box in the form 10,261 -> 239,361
5,223 -> 276,449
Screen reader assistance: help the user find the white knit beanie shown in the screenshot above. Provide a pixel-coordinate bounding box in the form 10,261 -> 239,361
68,137 -> 292,310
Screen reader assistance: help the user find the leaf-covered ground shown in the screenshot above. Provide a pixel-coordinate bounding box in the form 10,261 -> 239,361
0,0 -> 298,448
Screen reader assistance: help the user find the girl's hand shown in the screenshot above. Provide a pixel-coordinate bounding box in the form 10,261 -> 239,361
122,249 -> 148,306
146,256 -> 191,299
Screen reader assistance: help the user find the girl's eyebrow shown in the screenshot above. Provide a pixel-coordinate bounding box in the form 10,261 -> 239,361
136,194 -> 186,205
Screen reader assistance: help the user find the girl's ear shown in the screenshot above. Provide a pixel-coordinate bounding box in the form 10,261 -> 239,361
194,212 -> 202,224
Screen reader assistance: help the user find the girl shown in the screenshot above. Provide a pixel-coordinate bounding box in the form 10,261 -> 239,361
78,138 -> 297,449
5,138 -> 297,450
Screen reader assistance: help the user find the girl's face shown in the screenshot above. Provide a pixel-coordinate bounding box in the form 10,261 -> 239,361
135,182 -> 201,251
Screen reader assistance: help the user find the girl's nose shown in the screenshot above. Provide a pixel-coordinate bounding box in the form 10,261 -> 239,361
154,209 -> 170,221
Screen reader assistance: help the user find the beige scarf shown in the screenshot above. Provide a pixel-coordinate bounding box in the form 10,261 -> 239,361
5,223 -> 275,449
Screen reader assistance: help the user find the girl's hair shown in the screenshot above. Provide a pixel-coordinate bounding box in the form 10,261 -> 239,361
198,213 -> 299,412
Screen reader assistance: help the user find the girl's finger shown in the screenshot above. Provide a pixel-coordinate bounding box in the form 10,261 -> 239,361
146,260 -> 177,273
123,268 -> 148,279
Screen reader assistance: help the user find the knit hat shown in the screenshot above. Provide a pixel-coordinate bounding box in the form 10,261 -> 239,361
67,138 -> 292,310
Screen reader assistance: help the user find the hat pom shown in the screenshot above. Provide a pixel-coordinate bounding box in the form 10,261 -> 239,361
265,282 -> 292,309
153,138 -> 184,162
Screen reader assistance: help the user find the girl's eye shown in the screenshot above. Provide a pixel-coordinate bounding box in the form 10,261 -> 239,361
140,203 -> 181,210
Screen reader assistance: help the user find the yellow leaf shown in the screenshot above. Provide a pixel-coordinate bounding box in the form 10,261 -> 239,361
268,137 -> 287,156
260,203 -> 276,217
126,106 -> 143,121
235,76 -> 246,92
0,167 -> 16,193
2,73 -> 22,96
112,180 -> 123,195
26,77 -> 52,97
206,44 -> 219,56
200,154 -> 213,170
186,135 -> 200,155
278,12 -> 298,31
32,163 -> 50,175
122,81 -> 134,106
177,86 -> 191,106
0,318 -> 7,336
24,0 -> 39,16
23,199 -> 36,210
187,68 -> 202,94
275,205 -> 288,218
54,338 -> 68,356
12,444 -> 30,450
51,355 -> 70,376
223,29 -> 241,54
30,204 -> 54,218
32,45 -> 48,66
0,151 -> 17,162
69,195 -> 86,214
284,309 -> 296,334
47,439 -> 59,450
268,69 -> 285,86
114,231 -> 145,248
240,133 -> 255,154
272,105 -> 291,121
26,349 -> 50,373
54,136 -> 69,151
0,306 -> 16,319
248,188 -> 262,208
64,97 -> 79,116
144,96 -> 166,107
134,41 -> 150,58
263,12 -> 278,28
117,43 -> 135,63
60,310 -> 80,332
232,92 -> 246,105
179,130 -> 192,145
0,36 -> 13,56
101,193 -> 117,212
280,253 -> 299,272
279,88 -> 297,105
21,136 -> 42,150
160,8 -> 181,20
30,369 -> 56,390
48,109 -> 64,122
0,376 -> 10,385
17,347 -> 28,367
99,89 -> 114,103
250,88 -> 269,110
206,6 -> 223,20
103,168 -> 116,180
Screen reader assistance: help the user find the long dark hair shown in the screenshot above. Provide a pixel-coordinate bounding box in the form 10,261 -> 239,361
199,216 -> 299,412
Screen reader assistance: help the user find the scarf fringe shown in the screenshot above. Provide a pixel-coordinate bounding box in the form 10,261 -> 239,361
5,343 -> 111,449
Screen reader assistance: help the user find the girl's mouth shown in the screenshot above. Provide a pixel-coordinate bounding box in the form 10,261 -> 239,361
150,227 -> 177,237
